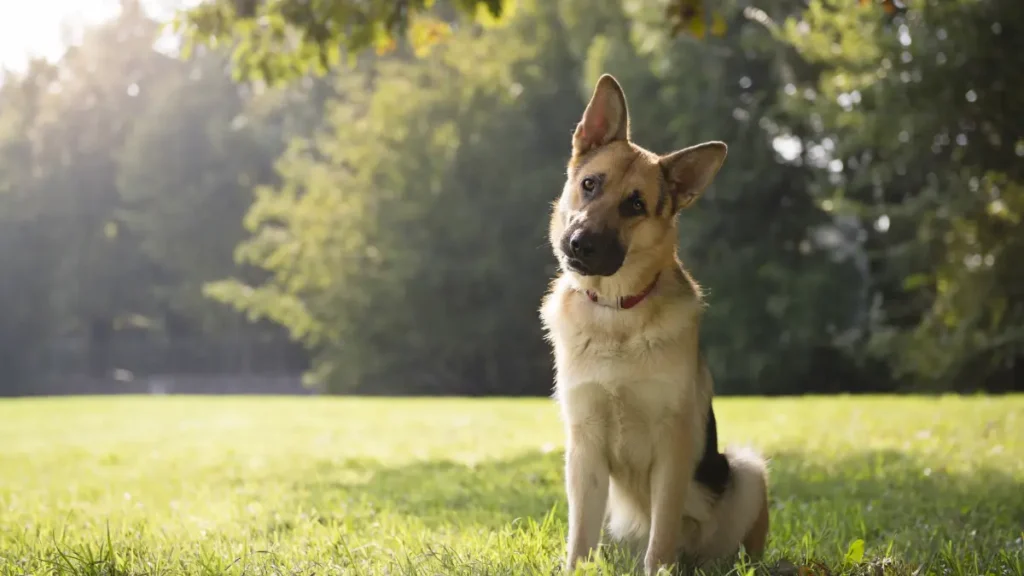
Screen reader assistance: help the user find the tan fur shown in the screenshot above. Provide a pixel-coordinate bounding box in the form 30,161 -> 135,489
743,475 -> 771,557
539,74 -> 770,574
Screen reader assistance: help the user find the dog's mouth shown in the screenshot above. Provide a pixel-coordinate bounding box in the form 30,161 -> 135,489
561,253 -> 625,277
564,257 -> 592,276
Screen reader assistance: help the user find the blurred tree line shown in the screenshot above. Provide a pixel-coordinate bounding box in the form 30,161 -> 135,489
0,0 -> 312,395
0,0 -> 1020,396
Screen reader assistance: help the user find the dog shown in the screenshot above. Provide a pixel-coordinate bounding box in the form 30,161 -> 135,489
539,74 -> 770,575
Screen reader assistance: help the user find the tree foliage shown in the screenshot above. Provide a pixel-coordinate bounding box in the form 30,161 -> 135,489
173,0 -> 512,83
0,2 -> 305,393
782,0 -> 1024,390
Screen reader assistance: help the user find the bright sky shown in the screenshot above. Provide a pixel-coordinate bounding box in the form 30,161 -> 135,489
0,0 -> 194,72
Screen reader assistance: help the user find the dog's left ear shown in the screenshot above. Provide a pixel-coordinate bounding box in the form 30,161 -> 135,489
660,141 -> 728,211
572,74 -> 630,157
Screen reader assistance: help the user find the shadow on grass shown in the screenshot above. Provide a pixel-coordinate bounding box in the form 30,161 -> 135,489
295,450 -> 567,530
292,448 -> 1024,572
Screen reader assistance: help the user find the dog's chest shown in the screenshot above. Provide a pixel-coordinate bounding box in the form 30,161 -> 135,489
560,379 -> 681,504
553,322 -> 695,484
545,283 -> 698,472
603,387 -> 663,478
552,323 -> 671,385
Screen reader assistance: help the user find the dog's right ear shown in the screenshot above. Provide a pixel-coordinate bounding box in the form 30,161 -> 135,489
572,74 -> 630,157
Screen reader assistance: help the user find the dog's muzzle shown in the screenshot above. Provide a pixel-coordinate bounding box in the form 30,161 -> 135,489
561,227 -> 626,277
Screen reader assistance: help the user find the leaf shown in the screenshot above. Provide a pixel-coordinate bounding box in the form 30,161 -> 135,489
845,538 -> 866,563
711,12 -> 728,37
375,37 -> 397,56
902,273 -> 931,290
666,0 -> 727,39
475,0 -> 513,29
408,17 -> 453,58
372,22 -> 398,55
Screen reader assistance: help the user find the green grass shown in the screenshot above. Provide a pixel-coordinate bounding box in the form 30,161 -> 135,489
0,395 -> 1022,575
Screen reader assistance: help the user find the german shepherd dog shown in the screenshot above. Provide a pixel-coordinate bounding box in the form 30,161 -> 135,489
540,74 -> 770,574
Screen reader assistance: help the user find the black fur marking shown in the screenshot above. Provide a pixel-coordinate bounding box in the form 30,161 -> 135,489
618,190 -> 647,218
693,403 -> 731,497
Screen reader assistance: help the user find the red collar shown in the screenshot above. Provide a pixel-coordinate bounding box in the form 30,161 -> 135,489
583,273 -> 661,310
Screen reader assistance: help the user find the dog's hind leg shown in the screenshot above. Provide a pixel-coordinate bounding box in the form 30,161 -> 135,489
742,487 -> 770,559
690,446 -> 770,562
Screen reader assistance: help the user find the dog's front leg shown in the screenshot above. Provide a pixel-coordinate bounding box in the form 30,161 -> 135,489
644,419 -> 693,575
565,430 -> 609,571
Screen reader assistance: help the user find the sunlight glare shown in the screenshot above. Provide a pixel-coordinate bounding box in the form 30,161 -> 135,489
0,0 -> 196,72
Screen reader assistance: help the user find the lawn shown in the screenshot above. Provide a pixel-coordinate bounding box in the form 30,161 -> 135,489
0,395 -> 1021,575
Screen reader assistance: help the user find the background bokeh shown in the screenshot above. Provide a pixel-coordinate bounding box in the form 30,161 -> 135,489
1,0 -> 1021,397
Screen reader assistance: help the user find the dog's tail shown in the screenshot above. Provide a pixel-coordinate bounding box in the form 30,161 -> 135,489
697,446 -> 770,561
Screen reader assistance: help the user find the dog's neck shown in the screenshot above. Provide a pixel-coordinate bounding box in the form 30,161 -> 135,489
582,272 -> 661,310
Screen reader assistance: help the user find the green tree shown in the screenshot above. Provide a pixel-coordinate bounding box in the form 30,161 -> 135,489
18,2 -> 177,376
781,0 -> 1024,390
119,50 -> 269,334
206,0 -> 586,393
0,61 -> 62,394
0,2 -> 312,390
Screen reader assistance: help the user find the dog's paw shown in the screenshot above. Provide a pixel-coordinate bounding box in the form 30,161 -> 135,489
643,550 -> 678,576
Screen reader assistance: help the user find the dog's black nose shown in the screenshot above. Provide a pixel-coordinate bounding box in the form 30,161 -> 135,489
562,227 -> 626,276
568,229 -> 595,258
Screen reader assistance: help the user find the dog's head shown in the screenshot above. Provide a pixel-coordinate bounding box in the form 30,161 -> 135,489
549,74 -> 727,281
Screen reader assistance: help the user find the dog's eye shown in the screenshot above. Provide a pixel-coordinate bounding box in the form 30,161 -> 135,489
581,177 -> 597,192
620,190 -> 647,217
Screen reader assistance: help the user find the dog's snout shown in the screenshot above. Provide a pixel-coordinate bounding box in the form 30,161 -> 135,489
561,227 -> 626,277
568,229 -> 595,259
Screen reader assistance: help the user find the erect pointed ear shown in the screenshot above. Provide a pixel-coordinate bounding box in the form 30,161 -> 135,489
572,74 -> 630,156
659,141 -> 728,212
